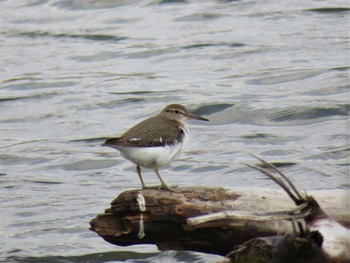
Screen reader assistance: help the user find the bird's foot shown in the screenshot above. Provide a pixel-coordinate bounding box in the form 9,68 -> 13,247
141,185 -> 159,190
160,183 -> 181,193
141,184 -> 181,193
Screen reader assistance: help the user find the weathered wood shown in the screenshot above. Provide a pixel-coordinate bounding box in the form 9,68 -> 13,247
217,231 -> 330,263
89,186 -> 349,256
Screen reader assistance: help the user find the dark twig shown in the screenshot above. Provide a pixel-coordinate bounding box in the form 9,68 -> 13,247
244,163 -> 299,204
249,154 -> 303,200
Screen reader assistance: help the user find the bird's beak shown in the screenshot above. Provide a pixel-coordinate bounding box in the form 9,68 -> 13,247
187,113 -> 209,121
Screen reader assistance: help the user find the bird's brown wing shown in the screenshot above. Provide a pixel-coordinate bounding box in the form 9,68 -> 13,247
104,116 -> 185,148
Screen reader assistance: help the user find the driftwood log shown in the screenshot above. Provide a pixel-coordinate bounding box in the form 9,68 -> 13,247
89,187 -> 349,257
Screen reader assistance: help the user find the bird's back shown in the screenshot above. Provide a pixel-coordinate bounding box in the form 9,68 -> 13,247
104,115 -> 186,148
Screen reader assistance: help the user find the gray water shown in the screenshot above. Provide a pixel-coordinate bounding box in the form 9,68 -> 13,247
0,0 -> 349,262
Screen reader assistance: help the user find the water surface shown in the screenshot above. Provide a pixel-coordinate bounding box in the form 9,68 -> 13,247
0,0 -> 349,262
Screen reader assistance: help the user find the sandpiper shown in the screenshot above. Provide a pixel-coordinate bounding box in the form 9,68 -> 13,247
103,104 -> 209,192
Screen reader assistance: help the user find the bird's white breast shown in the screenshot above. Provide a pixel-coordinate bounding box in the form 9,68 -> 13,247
118,129 -> 189,169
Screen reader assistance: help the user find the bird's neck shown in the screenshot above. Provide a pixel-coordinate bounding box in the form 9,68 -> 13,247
171,120 -> 188,133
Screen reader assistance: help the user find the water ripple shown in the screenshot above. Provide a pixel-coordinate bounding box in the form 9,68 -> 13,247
266,104 -> 349,123
192,103 -> 234,115
305,7 -> 350,14
248,69 -> 324,85
175,13 -> 228,22
15,31 -> 127,42
182,42 -> 245,49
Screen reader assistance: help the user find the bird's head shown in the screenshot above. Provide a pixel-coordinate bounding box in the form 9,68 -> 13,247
161,104 -> 209,123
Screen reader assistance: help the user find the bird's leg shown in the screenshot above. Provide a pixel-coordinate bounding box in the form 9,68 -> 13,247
136,165 -> 147,189
153,164 -> 180,193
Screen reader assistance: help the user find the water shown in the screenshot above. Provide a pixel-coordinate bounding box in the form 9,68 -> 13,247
0,0 -> 349,262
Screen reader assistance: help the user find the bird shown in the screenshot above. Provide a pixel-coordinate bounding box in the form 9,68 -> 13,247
103,104 -> 209,192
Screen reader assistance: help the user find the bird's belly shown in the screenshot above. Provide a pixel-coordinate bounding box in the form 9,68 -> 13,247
119,142 -> 186,168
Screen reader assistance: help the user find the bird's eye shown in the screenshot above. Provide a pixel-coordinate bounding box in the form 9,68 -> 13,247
174,110 -> 180,114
